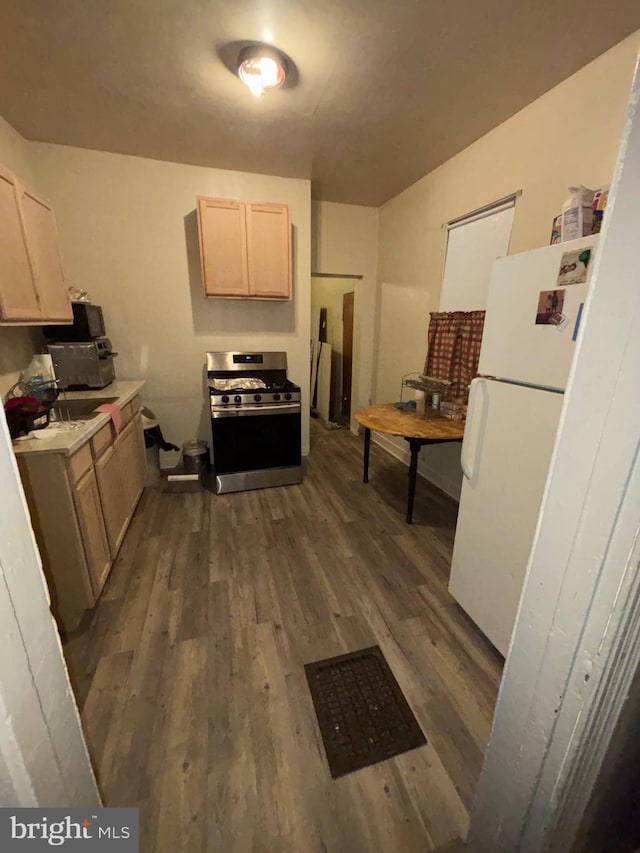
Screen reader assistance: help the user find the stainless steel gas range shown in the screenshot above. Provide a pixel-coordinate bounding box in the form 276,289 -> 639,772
207,351 -> 302,494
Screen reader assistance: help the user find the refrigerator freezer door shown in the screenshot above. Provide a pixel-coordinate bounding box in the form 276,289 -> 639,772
449,378 -> 564,656
479,235 -> 598,390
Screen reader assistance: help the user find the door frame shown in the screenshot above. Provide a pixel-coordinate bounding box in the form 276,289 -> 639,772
310,274 -> 360,429
469,54 -> 640,850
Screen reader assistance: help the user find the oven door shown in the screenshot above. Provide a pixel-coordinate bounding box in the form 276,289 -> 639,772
210,404 -> 301,476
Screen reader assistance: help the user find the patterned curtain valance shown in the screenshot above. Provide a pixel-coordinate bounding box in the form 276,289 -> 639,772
424,310 -> 486,401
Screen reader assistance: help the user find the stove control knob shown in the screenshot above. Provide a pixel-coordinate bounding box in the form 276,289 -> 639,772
273,393 -> 281,401
234,395 -> 242,404
221,395 -> 229,403
254,394 -> 262,402
284,393 -> 292,400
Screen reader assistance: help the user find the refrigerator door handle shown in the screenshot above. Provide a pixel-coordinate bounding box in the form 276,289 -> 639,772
461,377 -> 488,481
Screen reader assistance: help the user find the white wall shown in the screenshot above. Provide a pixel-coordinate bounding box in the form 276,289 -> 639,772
0,408 -> 98,806
0,115 -> 33,180
30,145 -> 312,463
375,31 -> 640,500
0,116 -> 43,398
312,201 -> 379,431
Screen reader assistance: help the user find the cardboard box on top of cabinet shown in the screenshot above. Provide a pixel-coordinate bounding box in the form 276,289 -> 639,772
561,186 -> 594,241
550,184 -> 609,244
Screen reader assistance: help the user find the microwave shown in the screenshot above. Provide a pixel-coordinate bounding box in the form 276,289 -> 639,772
44,303 -> 106,341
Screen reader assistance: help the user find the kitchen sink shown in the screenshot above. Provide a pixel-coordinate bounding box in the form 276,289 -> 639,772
51,397 -> 119,421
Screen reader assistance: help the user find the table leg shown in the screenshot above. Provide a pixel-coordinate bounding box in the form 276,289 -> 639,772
363,427 -> 371,483
406,439 -> 420,524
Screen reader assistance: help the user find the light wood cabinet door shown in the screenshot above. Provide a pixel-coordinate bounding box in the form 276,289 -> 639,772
95,443 -> 129,557
119,418 -> 145,516
246,202 -> 292,299
0,166 -> 40,321
73,467 -> 111,596
197,197 -> 249,297
20,186 -> 72,321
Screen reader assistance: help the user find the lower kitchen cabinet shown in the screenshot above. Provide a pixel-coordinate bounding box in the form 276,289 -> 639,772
73,466 -> 111,596
95,442 -> 129,557
118,415 -> 146,518
18,451 -> 96,632
16,397 -> 146,632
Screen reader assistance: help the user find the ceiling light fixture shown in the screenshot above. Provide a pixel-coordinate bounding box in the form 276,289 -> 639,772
237,44 -> 288,97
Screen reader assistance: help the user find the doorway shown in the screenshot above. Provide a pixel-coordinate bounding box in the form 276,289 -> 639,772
341,291 -> 354,424
310,276 -> 357,428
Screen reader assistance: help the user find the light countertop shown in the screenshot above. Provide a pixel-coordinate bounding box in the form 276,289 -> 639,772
12,380 -> 146,457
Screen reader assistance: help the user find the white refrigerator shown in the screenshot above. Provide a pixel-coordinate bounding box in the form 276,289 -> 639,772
448,235 -> 599,656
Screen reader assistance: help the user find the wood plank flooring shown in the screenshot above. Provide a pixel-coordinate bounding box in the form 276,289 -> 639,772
64,421 -> 503,853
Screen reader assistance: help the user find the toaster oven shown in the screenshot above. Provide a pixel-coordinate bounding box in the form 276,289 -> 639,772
47,339 -> 117,390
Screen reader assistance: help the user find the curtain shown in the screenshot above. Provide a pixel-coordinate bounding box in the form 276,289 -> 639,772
424,311 -> 486,400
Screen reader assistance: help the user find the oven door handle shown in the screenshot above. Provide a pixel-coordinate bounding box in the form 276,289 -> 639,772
211,402 -> 301,419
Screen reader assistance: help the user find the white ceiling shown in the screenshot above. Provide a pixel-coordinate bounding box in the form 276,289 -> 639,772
0,1 -> 639,206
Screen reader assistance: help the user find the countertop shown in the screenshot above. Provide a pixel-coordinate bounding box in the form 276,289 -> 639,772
12,380 -> 146,457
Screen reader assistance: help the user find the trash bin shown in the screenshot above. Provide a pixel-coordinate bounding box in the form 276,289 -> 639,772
182,439 -> 209,478
141,407 -> 179,486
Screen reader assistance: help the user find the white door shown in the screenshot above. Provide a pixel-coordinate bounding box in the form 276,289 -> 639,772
449,378 -> 564,655
479,236 -> 597,390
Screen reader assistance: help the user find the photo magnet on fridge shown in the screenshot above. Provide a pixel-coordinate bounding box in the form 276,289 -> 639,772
557,247 -> 592,286
536,289 -> 565,325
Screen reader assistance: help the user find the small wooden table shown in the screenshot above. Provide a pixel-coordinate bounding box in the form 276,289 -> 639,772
355,403 -> 465,524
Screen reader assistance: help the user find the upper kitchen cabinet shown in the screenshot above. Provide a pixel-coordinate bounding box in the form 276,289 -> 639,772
198,197 -> 249,297
20,187 -> 71,321
197,196 -> 292,300
0,165 -> 40,321
245,203 -> 292,299
0,161 -> 72,324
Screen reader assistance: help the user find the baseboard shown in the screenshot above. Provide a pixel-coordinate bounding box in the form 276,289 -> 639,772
371,433 -> 461,502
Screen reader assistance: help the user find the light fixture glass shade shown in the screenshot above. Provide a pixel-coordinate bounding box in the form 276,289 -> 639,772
237,46 -> 287,96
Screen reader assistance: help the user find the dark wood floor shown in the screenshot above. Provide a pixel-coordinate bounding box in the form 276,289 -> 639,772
65,421 -> 503,852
